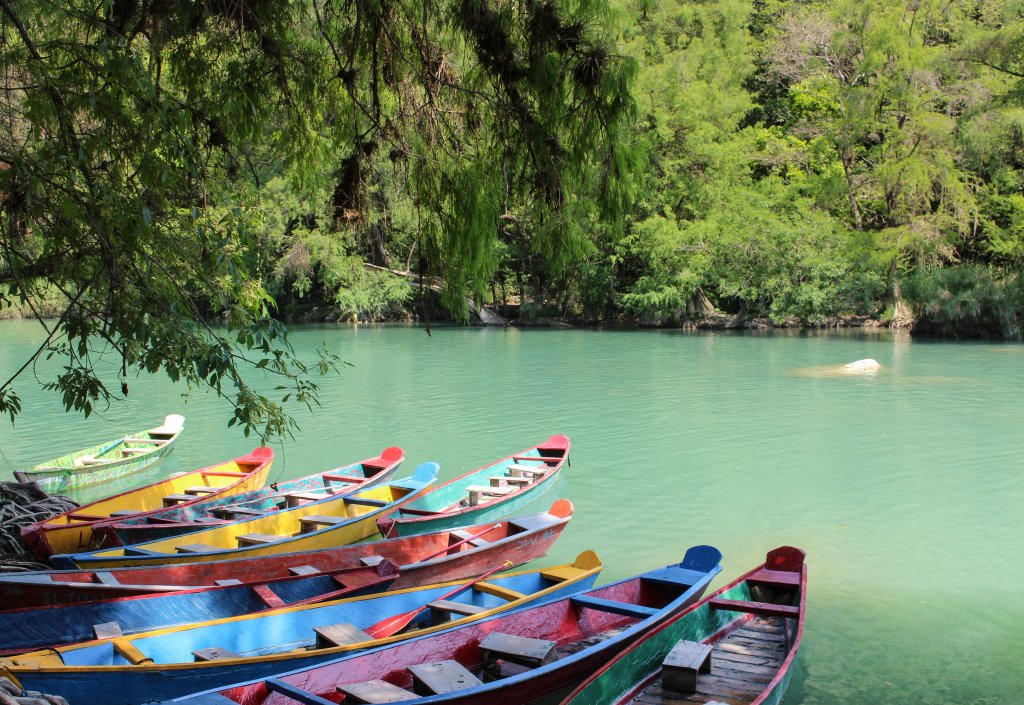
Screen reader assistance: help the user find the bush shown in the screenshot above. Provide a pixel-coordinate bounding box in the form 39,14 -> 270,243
903,265 -> 1024,339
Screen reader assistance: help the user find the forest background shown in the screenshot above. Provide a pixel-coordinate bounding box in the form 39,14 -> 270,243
3,0 -> 1024,434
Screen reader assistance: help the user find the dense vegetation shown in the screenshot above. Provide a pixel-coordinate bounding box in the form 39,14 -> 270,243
249,0 -> 1024,339
3,0 -> 1024,433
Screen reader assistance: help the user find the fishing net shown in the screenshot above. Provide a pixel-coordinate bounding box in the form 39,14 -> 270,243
0,481 -> 78,567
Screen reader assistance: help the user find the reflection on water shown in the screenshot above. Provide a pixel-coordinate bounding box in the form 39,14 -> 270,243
0,322 -> 1022,705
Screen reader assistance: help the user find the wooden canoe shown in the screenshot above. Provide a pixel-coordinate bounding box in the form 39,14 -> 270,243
559,546 -> 807,705
12,414 -> 185,495
99,447 -> 403,548
158,545 -> 723,705
19,448 -> 274,560
377,435 -> 570,538
0,560 -> 399,655
49,463 -> 439,570
0,499 -> 574,608
0,552 -> 603,705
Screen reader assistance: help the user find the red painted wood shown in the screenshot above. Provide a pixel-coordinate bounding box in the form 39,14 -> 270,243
707,598 -> 800,618
0,501 -> 573,609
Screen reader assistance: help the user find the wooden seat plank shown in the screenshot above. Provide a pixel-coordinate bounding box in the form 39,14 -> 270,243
409,660 -> 482,695
236,533 -> 283,547
286,492 -> 329,508
185,486 -> 218,495
480,632 -> 557,672
93,621 -> 123,640
251,584 -> 286,608
162,494 -> 195,507
175,543 -> 222,554
314,622 -> 372,648
288,565 -> 321,576
662,639 -> 713,694
748,569 -> 801,588
192,647 -> 240,662
337,679 -> 416,704
344,497 -> 389,507
300,515 -> 348,533
708,598 -> 800,618
427,599 -> 486,625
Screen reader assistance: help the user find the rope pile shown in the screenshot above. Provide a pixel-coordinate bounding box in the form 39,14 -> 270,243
0,481 -> 77,568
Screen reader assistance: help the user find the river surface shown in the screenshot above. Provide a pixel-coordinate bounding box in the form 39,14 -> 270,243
0,320 -> 1022,704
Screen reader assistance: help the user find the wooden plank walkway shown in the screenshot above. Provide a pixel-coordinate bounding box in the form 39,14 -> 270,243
631,617 -> 787,705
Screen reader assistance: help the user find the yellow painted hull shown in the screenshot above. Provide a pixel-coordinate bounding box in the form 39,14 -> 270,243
58,469 -> 437,569
0,552 -> 601,679
22,448 -> 274,557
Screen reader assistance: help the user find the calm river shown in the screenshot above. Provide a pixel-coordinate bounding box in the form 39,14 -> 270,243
1,321 -> 1022,704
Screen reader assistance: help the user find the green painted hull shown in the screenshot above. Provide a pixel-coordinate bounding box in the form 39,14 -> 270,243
564,582 -> 755,705
16,415 -> 184,495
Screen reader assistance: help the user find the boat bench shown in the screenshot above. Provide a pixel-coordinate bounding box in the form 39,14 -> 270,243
93,621 -> 123,639
108,509 -> 142,518
337,679 -> 416,704
314,622 -> 373,648
300,515 -> 348,533
211,506 -> 267,520
120,447 -> 150,455
511,455 -> 558,464
662,639 -> 713,694
286,492 -> 329,508
215,579 -> 243,586
125,437 -> 166,445
427,599 -> 486,625
236,533 -> 282,547
480,632 -> 557,674
465,485 -> 515,506
570,595 -> 658,619
192,647 -> 240,662
409,660 -> 482,695
505,464 -> 547,478
708,598 -> 800,618
490,476 -> 532,488
94,572 -> 121,586
322,473 -> 363,484
162,494 -> 195,507
641,566 -> 708,589
359,555 -> 387,567
748,568 -> 801,588
175,543 -> 222,554
449,529 -> 491,548
75,456 -> 106,466
289,565 -> 321,576
185,486 -> 218,495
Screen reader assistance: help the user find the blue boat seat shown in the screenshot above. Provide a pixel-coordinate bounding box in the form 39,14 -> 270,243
570,595 -> 659,619
641,566 -> 708,589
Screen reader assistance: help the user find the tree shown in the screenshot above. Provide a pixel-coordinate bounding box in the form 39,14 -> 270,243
0,0 -> 637,434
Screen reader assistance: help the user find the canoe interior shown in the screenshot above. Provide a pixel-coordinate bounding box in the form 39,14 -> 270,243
21,449 -> 273,559
105,447 -> 401,546
6,557 -> 598,668
17,415 -> 186,494
0,563 -> 396,655
221,559 -> 712,705
383,436 -> 569,536
562,546 -> 806,705
628,615 -> 793,705
51,465 -> 436,568
0,501 -> 573,608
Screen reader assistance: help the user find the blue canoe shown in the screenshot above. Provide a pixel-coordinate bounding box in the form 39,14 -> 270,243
0,560 -> 399,655
154,544 -> 723,705
0,552 -> 604,704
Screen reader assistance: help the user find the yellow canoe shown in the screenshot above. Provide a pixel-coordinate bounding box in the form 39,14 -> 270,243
21,448 -> 273,559
51,463 -> 439,570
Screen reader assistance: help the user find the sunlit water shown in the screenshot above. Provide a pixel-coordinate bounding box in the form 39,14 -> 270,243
1,321 -> 1022,704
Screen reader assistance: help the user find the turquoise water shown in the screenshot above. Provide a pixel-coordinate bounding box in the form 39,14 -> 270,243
1,321 -> 1022,704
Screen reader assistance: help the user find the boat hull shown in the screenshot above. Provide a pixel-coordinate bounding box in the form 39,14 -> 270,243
16,415 -> 186,495
0,500 -> 574,608
0,558 -> 600,705
102,447 -> 403,547
380,435 -> 570,538
50,465 -> 439,570
20,449 -> 273,560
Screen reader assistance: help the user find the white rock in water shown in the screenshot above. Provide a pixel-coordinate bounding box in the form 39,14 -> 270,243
840,358 -> 881,374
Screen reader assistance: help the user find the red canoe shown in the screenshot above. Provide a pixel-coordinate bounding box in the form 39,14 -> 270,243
0,499 -> 574,609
